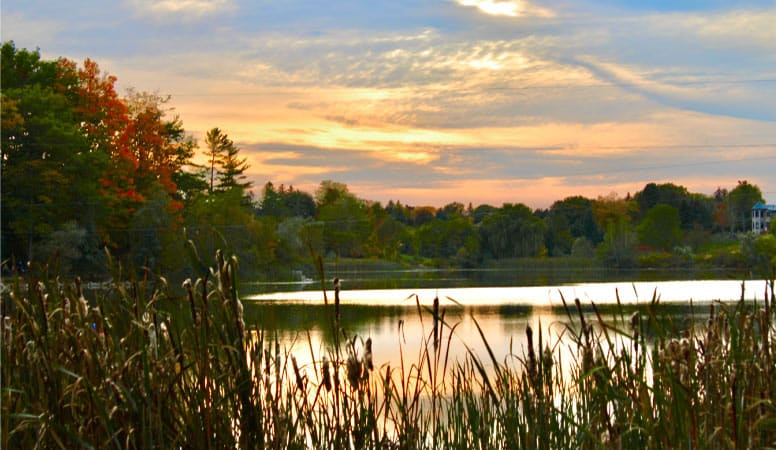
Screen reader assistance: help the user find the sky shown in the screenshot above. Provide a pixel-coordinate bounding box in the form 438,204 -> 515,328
2,0 -> 775,208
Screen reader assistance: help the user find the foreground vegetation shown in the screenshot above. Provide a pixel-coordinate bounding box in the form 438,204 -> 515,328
2,250 -> 774,449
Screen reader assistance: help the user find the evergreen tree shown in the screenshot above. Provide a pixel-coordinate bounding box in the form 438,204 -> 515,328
205,127 -> 229,194
216,137 -> 251,193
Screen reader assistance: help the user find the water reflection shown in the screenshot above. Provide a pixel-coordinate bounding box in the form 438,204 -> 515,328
242,266 -> 749,295
242,279 -> 770,378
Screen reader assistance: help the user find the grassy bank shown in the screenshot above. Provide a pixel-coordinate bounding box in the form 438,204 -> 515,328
2,251 -> 774,448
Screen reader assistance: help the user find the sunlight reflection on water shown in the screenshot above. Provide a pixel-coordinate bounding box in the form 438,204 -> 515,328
243,279 -> 771,389
246,279 -> 768,305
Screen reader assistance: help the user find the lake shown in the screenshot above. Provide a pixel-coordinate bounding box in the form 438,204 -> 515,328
240,277 -> 773,376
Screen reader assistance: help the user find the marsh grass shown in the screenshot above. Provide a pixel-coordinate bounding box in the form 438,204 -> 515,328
2,251 -> 774,449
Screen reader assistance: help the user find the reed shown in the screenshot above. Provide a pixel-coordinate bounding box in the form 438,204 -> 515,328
2,251 -> 774,449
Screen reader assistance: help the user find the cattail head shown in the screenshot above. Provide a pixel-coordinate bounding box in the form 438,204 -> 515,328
321,356 -> 332,391
346,352 -> 361,387
333,277 -> 341,323
292,356 -> 305,392
364,337 -> 374,371
526,324 -> 536,381
183,279 -> 197,324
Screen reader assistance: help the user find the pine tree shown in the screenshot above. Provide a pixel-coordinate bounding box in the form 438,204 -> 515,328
204,127 -> 229,194
216,137 -> 251,193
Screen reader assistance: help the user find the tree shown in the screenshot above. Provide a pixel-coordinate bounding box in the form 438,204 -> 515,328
416,216 -> 479,265
741,233 -> 776,278
634,182 -> 713,230
598,216 -> 637,267
727,180 -> 764,233
205,127 -> 251,200
545,196 -> 602,256
480,203 -> 546,259
636,204 -> 683,251
216,137 -> 251,194
283,189 -> 316,218
471,204 -> 498,224
592,193 -> 637,231
259,182 -> 285,216
314,182 -> 370,257
2,42 -> 201,271
315,180 -> 350,207
205,127 -> 230,194
317,194 -> 370,258
436,202 -> 465,220
1,43 -> 105,264
259,182 -> 315,218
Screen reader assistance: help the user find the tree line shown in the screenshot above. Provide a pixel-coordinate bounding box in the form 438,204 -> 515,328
2,42 -> 774,281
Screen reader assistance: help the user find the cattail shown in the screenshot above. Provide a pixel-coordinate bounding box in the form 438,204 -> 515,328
334,277 -> 341,324
35,282 -> 49,335
433,295 -> 439,350
292,356 -> 305,392
364,337 -> 374,371
321,356 -> 332,391
526,324 -> 536,384
383,364 -> 391,399
631,311 -> 640,356
183,279 -> 197,325
148,323 -> 158,358
3,316 -> 11,342
346,352 -> 361,387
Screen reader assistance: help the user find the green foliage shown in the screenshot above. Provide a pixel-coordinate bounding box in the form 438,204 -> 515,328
742,233 -> 776,278
635,182 -> 714,230
598,216 -> 638,267
636,204 -> 683,251
377,217 -> 410,260
315,179 -> 350,207
185,189 -> 278,277
1,45 -> 106,267
317,192 -> 370,258
545,196 -> 603,256
480,203 -> 546,258
258,182 -> 315,218
571,236 -> 595,258
204,127 -> 251,196
1,42 -> 202,278
416,216 -> 480,265
727,180 -> 764,232
4,41 -> 773,277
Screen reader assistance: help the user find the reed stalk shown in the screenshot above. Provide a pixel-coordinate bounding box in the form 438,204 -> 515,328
2,251 -> 774,448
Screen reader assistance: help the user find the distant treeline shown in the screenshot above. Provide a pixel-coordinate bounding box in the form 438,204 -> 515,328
2,42 -> 775,281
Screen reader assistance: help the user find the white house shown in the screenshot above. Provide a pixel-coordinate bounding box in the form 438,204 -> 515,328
752,201 -> 776,234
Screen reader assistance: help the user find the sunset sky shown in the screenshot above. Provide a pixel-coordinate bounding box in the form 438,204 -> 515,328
3,0 -> 775,208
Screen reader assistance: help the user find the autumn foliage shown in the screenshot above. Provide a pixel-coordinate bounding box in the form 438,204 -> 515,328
1,42 -> 199,269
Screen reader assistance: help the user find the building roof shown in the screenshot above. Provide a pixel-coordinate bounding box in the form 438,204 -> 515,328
752,201 -> 776,211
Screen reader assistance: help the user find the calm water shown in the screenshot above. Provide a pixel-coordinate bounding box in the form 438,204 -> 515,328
241,278 -> 772,374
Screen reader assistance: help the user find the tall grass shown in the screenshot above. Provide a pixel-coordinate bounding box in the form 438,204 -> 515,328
2,251 -> 774,449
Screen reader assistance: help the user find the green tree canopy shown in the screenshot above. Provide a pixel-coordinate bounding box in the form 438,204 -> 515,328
545,196 -> 603,256
727,180 -> 764,233
480,203 -> 546,259
636,204 -> 683,251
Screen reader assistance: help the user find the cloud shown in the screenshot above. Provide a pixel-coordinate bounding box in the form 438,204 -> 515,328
127,0 -> 236,21
574,56 -> 776,121
0,12 -> 62,49
454,0 -> 554,18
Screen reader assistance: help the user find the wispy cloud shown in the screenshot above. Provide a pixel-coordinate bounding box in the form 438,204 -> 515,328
4,0 -> 775,205
575,56 -> 776,121
127,0 -> 236,20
